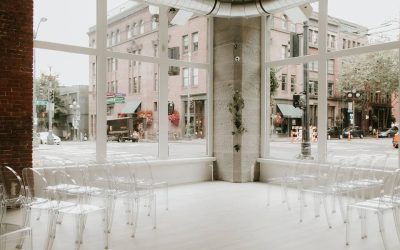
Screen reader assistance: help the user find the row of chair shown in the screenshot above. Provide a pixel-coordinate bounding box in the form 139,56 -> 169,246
266,154 -> 400,249
0,156 -> 168,250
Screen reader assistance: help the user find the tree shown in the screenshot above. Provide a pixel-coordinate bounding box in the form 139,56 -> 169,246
270,68 -> 279,95
338,51 -> 399,126
35,73 -> 68,131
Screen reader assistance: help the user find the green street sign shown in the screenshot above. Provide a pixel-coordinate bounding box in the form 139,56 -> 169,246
36,100 -> 48,106
106,96 -> 125,104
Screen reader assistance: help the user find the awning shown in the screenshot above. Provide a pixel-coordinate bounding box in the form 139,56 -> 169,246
277,104 -> 303,118
121,100 -> 141,114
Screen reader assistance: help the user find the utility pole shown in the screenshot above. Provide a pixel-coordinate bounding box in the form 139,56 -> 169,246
300,21 -> 312,159
47,67 -> 55,145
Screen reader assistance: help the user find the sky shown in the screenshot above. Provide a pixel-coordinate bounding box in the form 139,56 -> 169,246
34,0 -> 400,86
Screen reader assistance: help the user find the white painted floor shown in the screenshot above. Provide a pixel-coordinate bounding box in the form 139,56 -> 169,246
4,181 -> 400,250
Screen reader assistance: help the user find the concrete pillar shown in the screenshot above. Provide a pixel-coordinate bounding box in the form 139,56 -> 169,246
213,17 -> 261,182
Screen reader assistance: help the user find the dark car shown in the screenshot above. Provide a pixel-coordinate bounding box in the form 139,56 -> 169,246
327,126 -> 343,139
342,126 -> 364,139
378,127 -> 398,138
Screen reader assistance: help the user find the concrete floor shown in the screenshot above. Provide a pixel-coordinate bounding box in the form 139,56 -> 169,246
4,181 -> 399,250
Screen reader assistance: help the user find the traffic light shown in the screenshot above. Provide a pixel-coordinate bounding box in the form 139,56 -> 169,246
48,89 -> 54,102
293,94 -> 306,109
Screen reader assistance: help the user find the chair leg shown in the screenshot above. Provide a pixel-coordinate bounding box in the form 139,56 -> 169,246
284,184 -> 291,211
153,193 -> 157,230
131,197 -> 140,238
46,211 -> 57,250
322,195 -> 332,229
393,208 -> 400,242
361,210 -> 367,239
103,209 -> 109,249
377,211 -> 389,250
338,194 -> 346,223
299,190 -> 304,223
346,207 -> 351,246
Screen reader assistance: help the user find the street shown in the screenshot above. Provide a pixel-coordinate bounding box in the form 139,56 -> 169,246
34,137 -> 400,168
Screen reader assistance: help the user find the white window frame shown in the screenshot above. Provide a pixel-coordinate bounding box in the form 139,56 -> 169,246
263,0 -> 400,166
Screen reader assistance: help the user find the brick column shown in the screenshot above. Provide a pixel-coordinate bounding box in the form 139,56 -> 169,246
0,0 -> 33,173
213,17 -> 261,182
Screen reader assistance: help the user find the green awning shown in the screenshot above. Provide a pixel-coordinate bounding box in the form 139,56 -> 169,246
121,100 -> 141,114
277,104 -> 303,118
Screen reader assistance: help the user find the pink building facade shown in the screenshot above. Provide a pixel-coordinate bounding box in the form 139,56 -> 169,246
88,5 -> 208,140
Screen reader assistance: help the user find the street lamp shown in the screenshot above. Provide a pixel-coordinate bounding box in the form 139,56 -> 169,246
33,17 -> 47,145
69,99 -> 81,141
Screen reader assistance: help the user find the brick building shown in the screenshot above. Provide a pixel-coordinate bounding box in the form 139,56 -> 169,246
88,4 -> 208,140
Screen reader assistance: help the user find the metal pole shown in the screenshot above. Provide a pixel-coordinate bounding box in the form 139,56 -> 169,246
300,21 -> 311,158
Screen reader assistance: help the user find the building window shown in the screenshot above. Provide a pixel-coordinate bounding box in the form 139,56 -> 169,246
152,17 -> 157,30
183,35 -> 189,54
153,45 -> 158,57
183,68 -> 189,88
192,32 -> 199,52
107,58 -> 111,72
91,39 -> 96,48
329,34 -> 336,49
313,30 -> 318,45
309,61 -> 318,72
138,76 -> 141,93
192,68 -> 199,86
133,23 -> 137,36
281,45 -> 287,59
281,15 -> 288,30
281,74 -> 287,91
353,41 -> 356,47
115,80 -> 118,93
133,77 -> 137,93
290,75 -> 295,93
107,105 -> 114,116
107,34 -> 110,47
116,29 -> 120,43
129,78 -> 132,94
111,32 -> 115,45
347,40 -> 351,48
154,73 -> 158,91
328,60 -> 334,74
154,102 -> 158,111
357,42 -> 361,47
127,25 -> 131,39
309,80 -> 318,95
92,62 -> 96,79
343,39 -> 346,49
139,20 -> 144,34
328,82 -> 333,97
308,29 -> 313,43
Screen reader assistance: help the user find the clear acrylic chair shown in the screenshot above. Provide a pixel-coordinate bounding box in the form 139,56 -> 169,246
346,169 -> 400,250
266,160 -> 319,211
48,169 -> 109,250
0,182 -> 32,250
0,166 -> 26,223
21,168 -> 77,250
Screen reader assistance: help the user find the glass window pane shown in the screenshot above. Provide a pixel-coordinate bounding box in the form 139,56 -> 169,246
268,3 -> 319,62
327,51 -> 399,168
168,67 -> 208,158
168,16 -> 209,64
106,1 -> 159,58
103,59 -> 159,158
33,50 -> 95,164
34,0 -> 96,47
328,0 -> 400,52
269,63 -> 319,160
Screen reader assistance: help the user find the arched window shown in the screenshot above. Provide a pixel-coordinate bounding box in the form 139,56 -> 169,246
127,25 -> 131,39
116,29 -> 120,43
139,20 -> 144,34
133,23 -> 137,36
282,15 -> 288,30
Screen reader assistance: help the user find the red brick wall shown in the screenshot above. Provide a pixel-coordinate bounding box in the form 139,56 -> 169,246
0,0 -> 33,172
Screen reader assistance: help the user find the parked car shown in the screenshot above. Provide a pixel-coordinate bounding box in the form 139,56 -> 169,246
378,127 -> 398,138
342,126 -> 364,139
327,126 -> 343,139
38,132 -> 61,145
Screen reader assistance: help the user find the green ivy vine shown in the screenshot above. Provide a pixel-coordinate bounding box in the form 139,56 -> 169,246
227,90 -> 246,152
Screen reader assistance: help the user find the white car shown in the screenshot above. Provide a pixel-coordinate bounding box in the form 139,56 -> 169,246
38,132 -> 61,145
